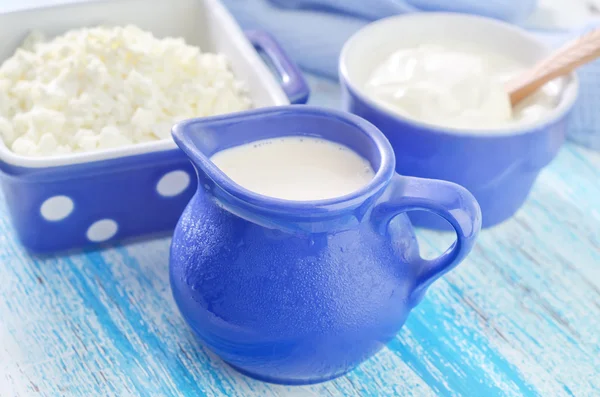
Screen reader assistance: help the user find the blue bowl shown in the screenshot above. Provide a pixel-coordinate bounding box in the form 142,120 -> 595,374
339,13 -> 579,229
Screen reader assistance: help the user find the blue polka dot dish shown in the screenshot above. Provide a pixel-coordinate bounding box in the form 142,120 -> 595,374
0,0 -> 308,253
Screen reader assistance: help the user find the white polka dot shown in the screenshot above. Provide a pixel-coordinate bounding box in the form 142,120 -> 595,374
87,219 -> 118,242
40,196 -> 74,221
157,170 -> 191,197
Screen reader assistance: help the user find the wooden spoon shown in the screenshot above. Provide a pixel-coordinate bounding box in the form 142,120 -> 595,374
506,28 -> 600,107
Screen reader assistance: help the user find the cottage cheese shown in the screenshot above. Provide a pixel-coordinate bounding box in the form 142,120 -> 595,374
0,25 -> 253,157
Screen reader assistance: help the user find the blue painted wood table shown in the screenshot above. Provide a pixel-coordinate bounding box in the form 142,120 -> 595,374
0,74 -> 599,396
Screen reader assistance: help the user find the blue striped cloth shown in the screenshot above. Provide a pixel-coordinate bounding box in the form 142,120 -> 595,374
221,0 -> 600,149
222,0 -> 538,78
268,0 -> 537,23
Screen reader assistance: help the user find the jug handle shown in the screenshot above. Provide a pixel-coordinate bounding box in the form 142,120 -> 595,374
372,175 -> 482,303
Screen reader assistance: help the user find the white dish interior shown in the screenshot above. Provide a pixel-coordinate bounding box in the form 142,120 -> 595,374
340,13 -> 579,136
0,0 -> 289,168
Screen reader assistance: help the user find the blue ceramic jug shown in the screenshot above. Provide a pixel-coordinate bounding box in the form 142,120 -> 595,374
170,106 -> 482,385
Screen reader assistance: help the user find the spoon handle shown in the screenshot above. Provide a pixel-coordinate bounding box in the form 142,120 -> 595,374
507,28 -> 600,106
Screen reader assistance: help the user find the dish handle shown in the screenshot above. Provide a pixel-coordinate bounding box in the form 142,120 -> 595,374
245,30 -> 310,105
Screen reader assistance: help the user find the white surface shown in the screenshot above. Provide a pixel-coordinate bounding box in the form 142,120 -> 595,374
39,195 -> 74,221
0,0 -> 289,168
210,136 -> 375,201
86,218 -> 118,242
156,170 -> 191,197
340,13 -> 579,135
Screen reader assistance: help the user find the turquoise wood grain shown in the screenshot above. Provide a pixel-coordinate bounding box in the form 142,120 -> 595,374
0,75 -> 599,396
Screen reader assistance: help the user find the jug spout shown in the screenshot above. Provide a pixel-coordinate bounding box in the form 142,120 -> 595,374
171,106 -> 397,234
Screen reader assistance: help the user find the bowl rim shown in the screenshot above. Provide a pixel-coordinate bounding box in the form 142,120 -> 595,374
0,0 -> 289,169
339,12 -> 580,138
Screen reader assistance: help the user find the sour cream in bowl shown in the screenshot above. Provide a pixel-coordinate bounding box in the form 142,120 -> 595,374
339,13 -> 578,229
364,43 -> 561,130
